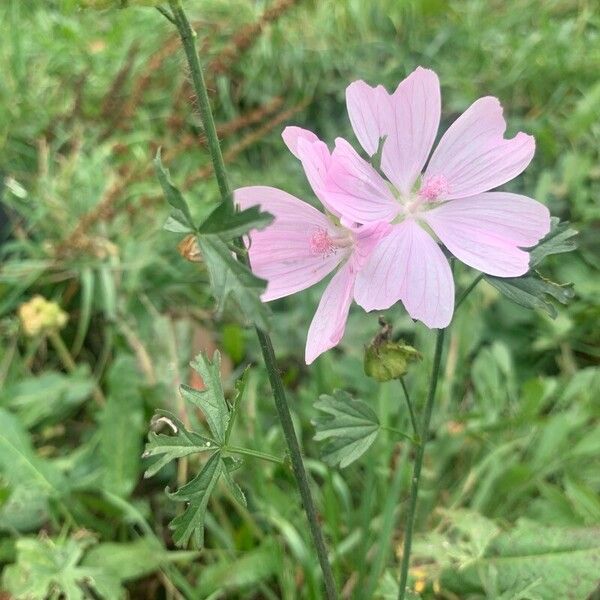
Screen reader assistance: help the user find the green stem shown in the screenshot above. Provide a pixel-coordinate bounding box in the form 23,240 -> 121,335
455,273 -> 484,309
380,425 -> 418,445
224,445 -> 286,465
400,378 -> 418,437
397,328 -> 446,600
256,329 -> 338,599
48,330 -> 106,406
168,1 -> 231,204
163,4 -> 337,597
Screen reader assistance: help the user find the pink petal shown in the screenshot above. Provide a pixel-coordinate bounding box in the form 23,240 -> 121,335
350,220 -> 393,270
281,126 -> 321,160
354,219 -> 454,328
381,67 -> 441,195
424,192 -> 551,277
235,186 -> 344,300
346,80 -> 392,157
281,127 -> 339,217
305,262 -> 355,364
325,138 -> 400,224
423,96 -> 535,199
346,69 -> 441,195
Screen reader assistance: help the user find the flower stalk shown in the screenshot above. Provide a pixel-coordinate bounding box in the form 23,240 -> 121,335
397,327 -> 445,600
163,2 -> 337,597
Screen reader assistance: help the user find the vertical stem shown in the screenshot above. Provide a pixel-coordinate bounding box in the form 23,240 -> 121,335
397,328 -> 446,600
164,3 -> 337,597
255,329 -> 338,600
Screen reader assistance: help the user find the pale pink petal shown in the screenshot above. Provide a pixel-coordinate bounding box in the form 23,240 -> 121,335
424,192 -> 551,277
305,262 -> 355,364
296,137 -> 340,216
235,186 -> 344,300
380,67 -> 441,195
346,80 -> 392,157
281,126 -> 321,160
325,138 -> 400,224
423,96 -> 535,200
354,219 -> 454,328
350,220 -> 393,270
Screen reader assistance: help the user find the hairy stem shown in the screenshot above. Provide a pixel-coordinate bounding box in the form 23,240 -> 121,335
164,3 -> 337,597
397,328 -> 446,600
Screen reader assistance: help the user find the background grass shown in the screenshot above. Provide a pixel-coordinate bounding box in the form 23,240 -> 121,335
0,0 -> 599,598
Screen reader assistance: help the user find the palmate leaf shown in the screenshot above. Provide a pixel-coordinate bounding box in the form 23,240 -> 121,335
484,218 -> 577,318
155,152 -> 273,329
2,536 -> 121,600
441,521 -> 600,599
144,352 -> 250,547
313,390 -> 380,468
197,234 -> 270,330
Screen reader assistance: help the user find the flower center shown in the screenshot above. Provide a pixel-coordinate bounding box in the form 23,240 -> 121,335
418,174 -> 449,201
309,228 -> 352,257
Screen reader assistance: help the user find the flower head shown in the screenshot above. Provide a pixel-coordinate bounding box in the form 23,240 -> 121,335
324,67 -> 551,327
235,128 -> 389,364
18,295 -> 68,337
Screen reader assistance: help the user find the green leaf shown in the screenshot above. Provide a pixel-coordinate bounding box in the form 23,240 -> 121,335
0,408 -> 67,496
224,365 -> 250,443
197,540 -> 282,595
2,536 -> 120,600
313,390 -> 380,468
197,234 -> 270,329
154,150 -> 195,231
99,356 -> 145,498
441,521 -> 600,599
181,351 -> 229,443
485,272 -> 574,318
197,202 -> 274,240
529,217 -> 578,267
143,410 -> 216,478
484,218 -> 577,318
1,367 -> 95,428
168,452 -> 223,547
82,537 -> 197,583
222,460 -> 247,507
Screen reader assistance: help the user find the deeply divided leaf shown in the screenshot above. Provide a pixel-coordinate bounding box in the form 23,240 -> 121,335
197,234 -> 270,329
183,351 -> 229,443
154,150 -> 195,232
313,390 -> 380,468
197,202 -> 274,240
484,218 -> 577,318
168,452 -> 223,548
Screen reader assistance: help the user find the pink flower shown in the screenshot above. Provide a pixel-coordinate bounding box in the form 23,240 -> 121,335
324,67 -> 551,328
235,127 -> 389,364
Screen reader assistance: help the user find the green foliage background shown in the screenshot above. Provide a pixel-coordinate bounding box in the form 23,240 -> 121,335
0,0 -> 599,598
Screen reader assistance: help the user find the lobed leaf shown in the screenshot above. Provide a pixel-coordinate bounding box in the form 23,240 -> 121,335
143,410 -> 216,479
197,234 -> 270,330
197,202 -> 274,240
183,351 -> 229,443
168,452 -> 223,547
154,150 -> 195,232
313,390 -> 380,468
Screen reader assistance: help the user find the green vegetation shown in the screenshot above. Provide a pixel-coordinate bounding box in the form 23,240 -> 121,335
1,0 -> 598,598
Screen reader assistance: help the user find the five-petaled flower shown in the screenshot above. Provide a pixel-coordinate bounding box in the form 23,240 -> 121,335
326,67 -> 551,328
235,127 -> 389,364
236,67 -> 551,362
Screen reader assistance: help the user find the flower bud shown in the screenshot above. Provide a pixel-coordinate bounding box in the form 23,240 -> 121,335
364,318 -> 421,382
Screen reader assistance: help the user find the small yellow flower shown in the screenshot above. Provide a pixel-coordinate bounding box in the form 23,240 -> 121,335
18,295 -> 68,337
410,567 -> 428,594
